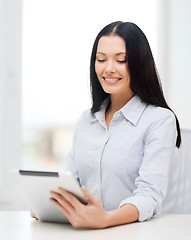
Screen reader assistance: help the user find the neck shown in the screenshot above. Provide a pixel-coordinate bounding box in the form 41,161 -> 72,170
109,92 -> 134,113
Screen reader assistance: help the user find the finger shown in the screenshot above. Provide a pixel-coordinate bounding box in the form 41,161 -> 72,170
81,186 -> 100,205
57,187 -> 82,209
50,198 -> 73,222
30,209 -> 38,220
50,197 -> 82,228
50,191 -> 74,212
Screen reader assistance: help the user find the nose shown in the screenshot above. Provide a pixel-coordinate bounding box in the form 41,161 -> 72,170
105,60 -> 116,74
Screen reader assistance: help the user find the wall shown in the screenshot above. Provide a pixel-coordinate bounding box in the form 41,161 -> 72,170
158,0 -> 191,129
0,0 -> 28,210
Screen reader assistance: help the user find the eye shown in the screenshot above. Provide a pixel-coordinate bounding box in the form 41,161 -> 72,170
117,60 -> 127,63
97,59 -> 106,62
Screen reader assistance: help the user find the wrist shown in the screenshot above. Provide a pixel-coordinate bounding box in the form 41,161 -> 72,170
103,211 -> 115,228
101,204 -> 139,228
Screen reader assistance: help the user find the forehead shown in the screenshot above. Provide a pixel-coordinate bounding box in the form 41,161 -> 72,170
97,35 -> 126,54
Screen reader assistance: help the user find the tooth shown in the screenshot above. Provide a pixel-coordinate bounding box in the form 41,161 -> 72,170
106,79 -> 117,82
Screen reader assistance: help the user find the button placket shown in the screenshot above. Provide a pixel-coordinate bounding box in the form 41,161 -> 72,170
95,133 -> 109,201
95,142 -> 103,198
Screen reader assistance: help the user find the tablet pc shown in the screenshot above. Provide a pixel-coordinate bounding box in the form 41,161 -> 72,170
10,169 -> 87,223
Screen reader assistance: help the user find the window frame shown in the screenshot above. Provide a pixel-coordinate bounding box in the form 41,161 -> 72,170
0,0 -> 27,210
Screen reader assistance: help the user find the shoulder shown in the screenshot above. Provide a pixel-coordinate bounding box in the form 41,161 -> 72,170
145,105 -> 176,123
74,108 -> 93,130
142,105 -> 177,147
77,108 -> 93,123
142,105 -> 177,135
71,108 -> 93,138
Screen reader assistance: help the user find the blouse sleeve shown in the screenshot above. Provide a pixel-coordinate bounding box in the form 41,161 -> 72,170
119,110 -> 177,221
65,122 -> 80,185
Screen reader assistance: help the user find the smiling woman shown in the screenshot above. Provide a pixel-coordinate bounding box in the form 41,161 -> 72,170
43,21 -> 181,228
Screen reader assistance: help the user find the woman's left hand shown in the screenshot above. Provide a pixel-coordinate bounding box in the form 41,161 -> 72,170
50,186 -> 108,229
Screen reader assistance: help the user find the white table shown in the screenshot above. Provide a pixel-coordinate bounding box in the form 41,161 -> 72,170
0,211 -> 191,240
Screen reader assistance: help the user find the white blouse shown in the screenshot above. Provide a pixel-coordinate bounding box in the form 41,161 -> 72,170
66,95 -> 177,221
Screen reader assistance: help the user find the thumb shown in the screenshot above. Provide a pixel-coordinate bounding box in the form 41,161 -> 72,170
82,186 -> 100,205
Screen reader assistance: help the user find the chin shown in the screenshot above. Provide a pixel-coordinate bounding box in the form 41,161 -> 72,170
102,87 -> 123,95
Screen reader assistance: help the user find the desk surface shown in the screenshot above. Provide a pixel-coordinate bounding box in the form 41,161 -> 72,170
0,211 -> 191,240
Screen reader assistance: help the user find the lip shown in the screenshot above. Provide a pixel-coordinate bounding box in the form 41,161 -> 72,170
103,76 -> 122,84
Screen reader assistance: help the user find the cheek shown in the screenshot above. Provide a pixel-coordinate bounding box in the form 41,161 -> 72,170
120,67 -> 131,82
95,63 -> 103,77
119,65 -> 129,76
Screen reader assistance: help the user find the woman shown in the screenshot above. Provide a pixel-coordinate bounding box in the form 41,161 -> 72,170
49,21 -> 181,228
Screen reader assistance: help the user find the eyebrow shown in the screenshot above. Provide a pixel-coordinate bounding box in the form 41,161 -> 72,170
96,52 -> 126,56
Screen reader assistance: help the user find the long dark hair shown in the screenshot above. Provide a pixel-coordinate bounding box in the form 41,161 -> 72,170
90,21 -> 181,148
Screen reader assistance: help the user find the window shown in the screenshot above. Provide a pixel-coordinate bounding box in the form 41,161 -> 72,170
0,0 -> 158,210
22,0 -> 158,171
1,0 -> 191,211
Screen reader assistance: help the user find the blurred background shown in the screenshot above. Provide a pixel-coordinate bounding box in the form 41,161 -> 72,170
0,0 -> 191,210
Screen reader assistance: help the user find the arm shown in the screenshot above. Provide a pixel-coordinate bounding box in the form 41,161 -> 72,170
106,203 -> 139,227
119,110 -> 177,221
65,123 -> 80,184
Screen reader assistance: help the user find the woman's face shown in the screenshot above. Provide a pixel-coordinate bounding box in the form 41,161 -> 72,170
95,35 -> 133,98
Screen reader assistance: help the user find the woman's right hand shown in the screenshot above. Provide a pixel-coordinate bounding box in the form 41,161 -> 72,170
30,209 -> 38,220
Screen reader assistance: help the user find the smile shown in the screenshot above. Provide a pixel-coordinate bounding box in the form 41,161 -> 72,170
103,77 -> 122,84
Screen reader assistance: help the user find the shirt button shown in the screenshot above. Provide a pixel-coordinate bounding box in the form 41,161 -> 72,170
123,120 -> 127,124
117,113 -> 121,117
109,131 -> 112,135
